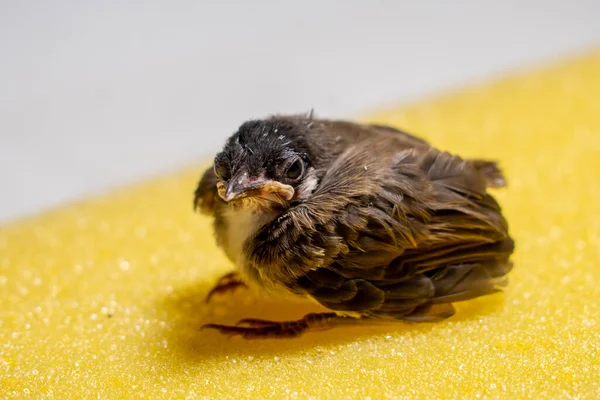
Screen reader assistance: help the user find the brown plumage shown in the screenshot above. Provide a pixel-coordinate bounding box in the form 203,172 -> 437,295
194,114 -> 514,338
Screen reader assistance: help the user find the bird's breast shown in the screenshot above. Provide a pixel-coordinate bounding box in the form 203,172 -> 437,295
217,204 -> 280,282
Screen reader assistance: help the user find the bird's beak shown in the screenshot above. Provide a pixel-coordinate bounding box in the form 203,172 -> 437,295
218,173 -> 294,203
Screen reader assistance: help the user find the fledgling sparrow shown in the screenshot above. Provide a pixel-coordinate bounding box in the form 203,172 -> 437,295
194,113 -> 514,338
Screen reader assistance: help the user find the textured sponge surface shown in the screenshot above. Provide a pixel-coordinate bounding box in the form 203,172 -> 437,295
1,53 -> 600,399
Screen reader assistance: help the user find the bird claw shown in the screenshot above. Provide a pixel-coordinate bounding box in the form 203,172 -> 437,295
201,313 -> 350,339
235,318 -> 280,327
205,272 -> 248,303
201,323 -> 256,337
201,322 -> 304,339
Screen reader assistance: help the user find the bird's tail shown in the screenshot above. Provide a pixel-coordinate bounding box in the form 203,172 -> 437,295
399,237 -> 515,322
470,159 -> 507,188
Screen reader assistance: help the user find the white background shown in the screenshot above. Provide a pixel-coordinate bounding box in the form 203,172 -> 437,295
1,1 -> 599,223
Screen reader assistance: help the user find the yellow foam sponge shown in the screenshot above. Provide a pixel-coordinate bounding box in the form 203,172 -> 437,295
2,52 -> 599,399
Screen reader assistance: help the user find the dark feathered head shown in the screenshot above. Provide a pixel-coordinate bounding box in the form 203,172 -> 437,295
212,118 -> 319,208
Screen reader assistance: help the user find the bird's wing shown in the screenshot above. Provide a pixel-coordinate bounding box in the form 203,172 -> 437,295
368,122 -> 507,188
193,164 -> 219,215
367,123 -> 430,146
250,143 -> 513,321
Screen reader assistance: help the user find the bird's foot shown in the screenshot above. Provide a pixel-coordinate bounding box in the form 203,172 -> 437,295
202,312 -> 354,339
205,272 -> 248,303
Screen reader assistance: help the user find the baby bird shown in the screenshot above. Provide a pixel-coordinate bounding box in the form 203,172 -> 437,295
194,114 -> 514,338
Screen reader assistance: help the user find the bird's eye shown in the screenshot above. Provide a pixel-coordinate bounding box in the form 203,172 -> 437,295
285,159 -> 303,180
214,164 -> 230,181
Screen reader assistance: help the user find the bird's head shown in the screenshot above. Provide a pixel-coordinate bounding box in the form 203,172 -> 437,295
212,119 -> 319,210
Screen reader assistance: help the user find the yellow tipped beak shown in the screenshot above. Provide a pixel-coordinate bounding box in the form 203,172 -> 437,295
218,180 -> 294,202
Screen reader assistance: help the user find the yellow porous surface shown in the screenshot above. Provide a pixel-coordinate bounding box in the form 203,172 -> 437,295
1,52 -> 600,399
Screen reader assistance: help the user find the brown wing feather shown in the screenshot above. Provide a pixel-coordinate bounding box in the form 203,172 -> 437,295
368,123 -> 430,146
249,139 -> 513,321
194,164 -> 219,215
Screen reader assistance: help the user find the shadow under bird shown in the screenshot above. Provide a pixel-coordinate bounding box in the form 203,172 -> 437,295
193,113 -> 514,339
